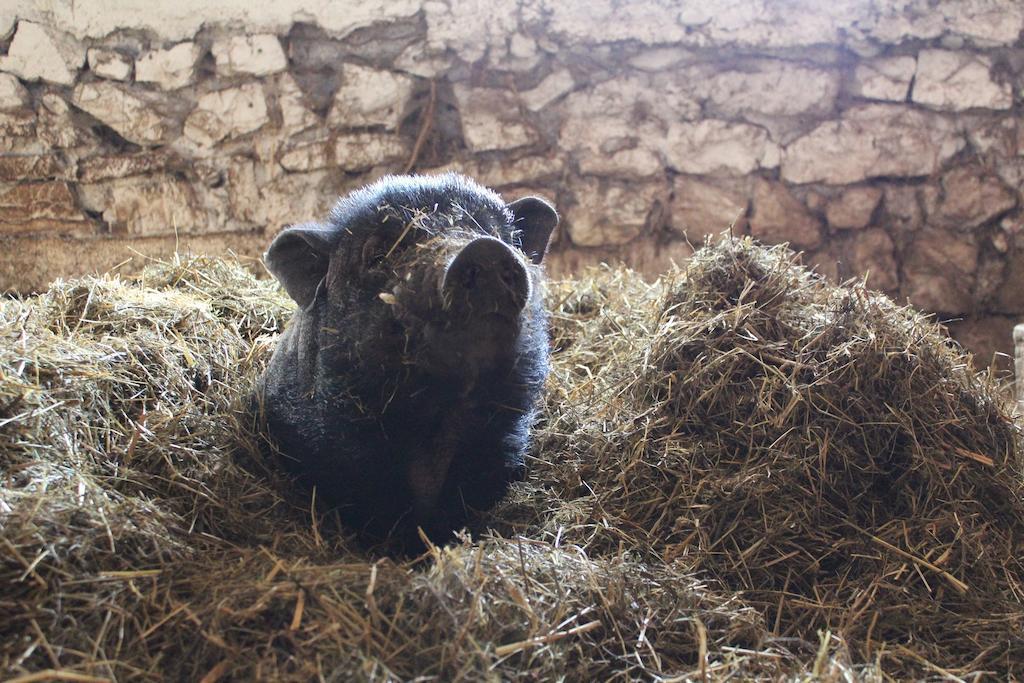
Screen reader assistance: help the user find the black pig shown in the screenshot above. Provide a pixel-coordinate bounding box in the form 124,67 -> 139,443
257,173 -> 557,546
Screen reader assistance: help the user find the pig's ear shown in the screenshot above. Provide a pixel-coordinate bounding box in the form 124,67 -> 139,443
265,222 -> 336,308
508,196 -> 558,265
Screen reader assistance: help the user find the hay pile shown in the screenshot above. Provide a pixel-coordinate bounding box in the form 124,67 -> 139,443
2,238 -> 1022,680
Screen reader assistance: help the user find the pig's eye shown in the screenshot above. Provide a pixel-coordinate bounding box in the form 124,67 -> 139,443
361,237 -> 387,267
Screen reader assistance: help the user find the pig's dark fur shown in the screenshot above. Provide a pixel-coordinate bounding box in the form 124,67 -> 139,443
257,173 -> 557,548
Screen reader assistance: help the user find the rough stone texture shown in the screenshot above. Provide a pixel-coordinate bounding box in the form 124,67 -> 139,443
87,48 -> 132,81
670,176 -> 749,243
0,154 -> 70,181
1,1 -> 1023,371
902,230 -> 979,312
0,74 -> 30,112
826,187 -> 883,230
750,179 -> 822,249
932,166 -> 1017,230
0,21 -> 84,86
850,56 -> 916,101
135,42 -> 202,90
912,49 -> 1012,111
666,120 -> 779,176
80,176 -> 203,235
782,105 -> 964,184
184,83 -> 269,147
212,34 -> 287,77
840,229 -> 900,292
72,83 -> 169,145
522,70 -> 575,111
454,86 -> 538,152
327,64 -> 415,130
0,181 -> 92,235
564,178 -> 666,248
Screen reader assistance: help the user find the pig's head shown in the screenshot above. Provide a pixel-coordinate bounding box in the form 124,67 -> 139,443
264,174 -> 556,395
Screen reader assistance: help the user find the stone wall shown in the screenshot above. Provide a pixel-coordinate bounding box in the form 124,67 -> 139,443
1,0 -> 1023,369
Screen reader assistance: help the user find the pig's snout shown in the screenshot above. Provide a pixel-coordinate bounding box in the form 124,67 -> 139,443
441,237 -> 530,317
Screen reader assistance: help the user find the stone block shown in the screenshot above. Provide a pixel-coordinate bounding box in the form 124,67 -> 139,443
0,21 -> 84,86
750,179 -> 821,249
782,104 -> 964,184
136,42 -> 203,90
87,49 -> 132,81
913,50 -> 1012,111
850,56 -> 916,101
665,120 -> 779,177
184,83 -> 269,147
826,186 -> 882,229
327,64 -> 415,131
212,34 -> 287,77
0,74 -> 30,111
0,181 -> 92,235
670,175 -> 749,243
72,82 -> 169,145
453,86 -> 537,152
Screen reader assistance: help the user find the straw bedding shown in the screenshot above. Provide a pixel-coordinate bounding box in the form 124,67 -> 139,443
2,238 -> 1022,681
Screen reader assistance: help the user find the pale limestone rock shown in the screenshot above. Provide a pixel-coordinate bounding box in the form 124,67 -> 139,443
453,86 -> 537,152
0,21 -> 84,86
257,170 -> 333,231
750,179 -> 821,249
335,133 -> 407,171
212,34 -> 288,77
912,50 -> 1011,111
0,180 -> 91,235
565,177 -> 666,247
436,154 -> 563,189
184,83 -> 269,147
699,61 -> 839,118
560,117 -> 663,178
327,64 -> 415,131
946,316 -> 1016,373
72,82 -> 168,145
0,74 -> 30,111
670,176 -> 749,243
81,175 -> 203,235
825,186 -> 882,229
277,74 -> 319,133
850,56 -> 916,101
781,105 -> 964,184
932,166 -> 1017,230
521,70 -> 575,112
37,93 -> 86,149
882,185 -> 925,234
665,120 -> 779,176
279,134 -> 406,172
87,48 -> 132,81
0,111 -> 36,150
136,42 -> 202,90
902,230 -> 978,312
424,0 -> 519,63
4,1 -> 422,43
870,0 -> 1024,46
561,74 -> 700,123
